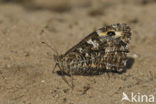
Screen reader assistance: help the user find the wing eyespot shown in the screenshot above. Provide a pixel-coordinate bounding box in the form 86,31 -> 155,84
107,31 -> 116,36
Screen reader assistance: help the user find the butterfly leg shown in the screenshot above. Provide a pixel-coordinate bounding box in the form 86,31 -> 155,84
58,66 -> 73,89
61,73 -> 71,88
70,73 -> 74,90
61,71 -> 74,89
52,63 -> 57,73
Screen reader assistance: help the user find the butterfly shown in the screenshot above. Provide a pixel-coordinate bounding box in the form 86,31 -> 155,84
42,23 -> 131,88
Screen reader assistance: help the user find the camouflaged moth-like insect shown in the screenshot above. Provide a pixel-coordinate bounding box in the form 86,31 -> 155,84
42,23 -> 131,88
52,23 -> 131,76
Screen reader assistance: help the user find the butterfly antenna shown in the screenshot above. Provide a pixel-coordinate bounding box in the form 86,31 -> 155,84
41,42 -> 58,56
41,42 -> 59,73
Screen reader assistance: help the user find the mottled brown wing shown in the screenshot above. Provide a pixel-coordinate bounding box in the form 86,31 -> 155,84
59,23 -> 131,75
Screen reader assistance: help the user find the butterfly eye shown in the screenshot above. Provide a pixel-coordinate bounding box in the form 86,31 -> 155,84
107,31 -> 116,36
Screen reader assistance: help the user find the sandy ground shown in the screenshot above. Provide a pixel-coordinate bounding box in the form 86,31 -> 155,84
0,0 -> 156,104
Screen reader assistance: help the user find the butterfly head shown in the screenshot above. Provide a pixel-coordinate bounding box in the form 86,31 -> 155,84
53,54 -> 63,65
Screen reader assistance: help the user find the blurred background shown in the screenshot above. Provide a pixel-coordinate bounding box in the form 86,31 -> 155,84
0,0 -> 156,104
